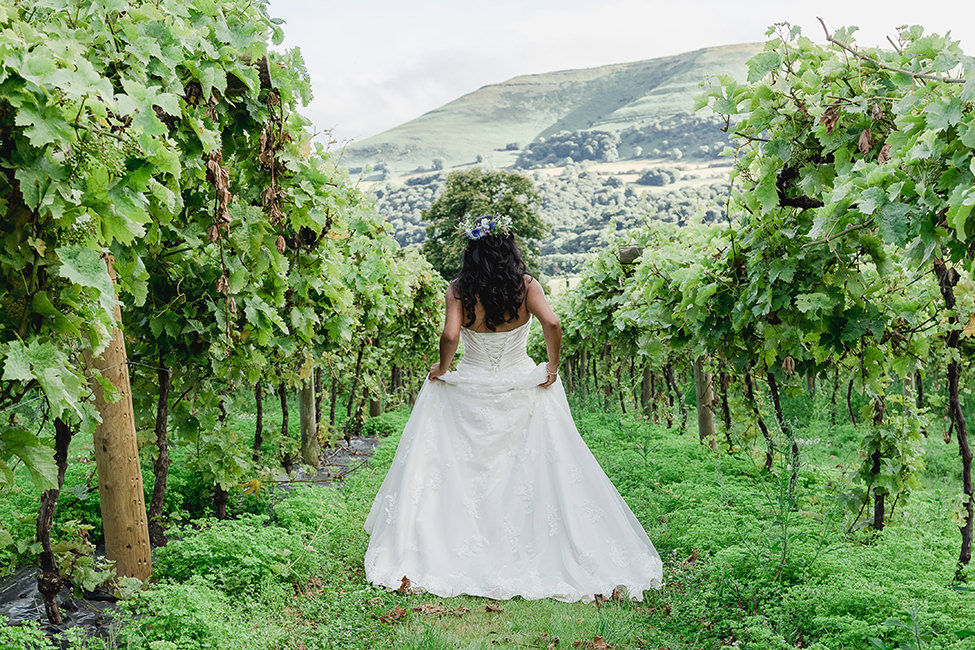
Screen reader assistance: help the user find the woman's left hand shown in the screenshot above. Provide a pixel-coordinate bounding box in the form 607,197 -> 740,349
538,367 -> 558,388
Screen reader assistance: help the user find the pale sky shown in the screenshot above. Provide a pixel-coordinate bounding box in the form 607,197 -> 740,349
267,1 -> 975,146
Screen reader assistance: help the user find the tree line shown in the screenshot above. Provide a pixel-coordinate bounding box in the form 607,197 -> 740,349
375,166 -> 729,275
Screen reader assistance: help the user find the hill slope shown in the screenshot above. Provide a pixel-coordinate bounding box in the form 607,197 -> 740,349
343,43 -> 759,174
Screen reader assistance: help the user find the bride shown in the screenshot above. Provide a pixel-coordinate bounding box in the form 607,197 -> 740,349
364,215 -> 663,602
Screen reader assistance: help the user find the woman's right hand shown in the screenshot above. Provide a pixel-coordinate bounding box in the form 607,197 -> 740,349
428,363 -> 446,381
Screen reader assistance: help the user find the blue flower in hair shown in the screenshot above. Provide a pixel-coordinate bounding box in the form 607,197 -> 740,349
457,214 -> 512,240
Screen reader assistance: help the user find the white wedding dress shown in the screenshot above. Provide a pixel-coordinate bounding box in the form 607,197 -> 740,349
363,318 -> 663,602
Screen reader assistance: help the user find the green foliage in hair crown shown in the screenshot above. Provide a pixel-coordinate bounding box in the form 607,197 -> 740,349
457,214 -> 513,241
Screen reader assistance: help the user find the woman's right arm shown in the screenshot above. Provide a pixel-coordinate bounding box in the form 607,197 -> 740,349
525,278 -> 561,388
429,282 -> 463,381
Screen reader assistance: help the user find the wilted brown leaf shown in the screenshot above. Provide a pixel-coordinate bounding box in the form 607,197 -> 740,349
449,606 -> 471,617
878,143 -> 892,164
227,296 -> 237,317
412,603 -> 445,615
368,596 -> 385,608
378,606 -> 407,624
782,356 -> 796,378
397,576 -> 412,595
276,235 -> 287,254
269,204 -> 284,224
684,548 -> 699,565
820,102 -> 841,134
871,101 -> 884,122
215,274 -> 228,294
205,150 -> 223,184
217,204 -> 231,224
857,129 -> 875,156
207,224 -> 220,243
485,603 -> 503,613
962,313 -> 975,339
611,586 -> 626,602
205,94 -> 219,120
573,639 -> 612,650
593,593 -> 607,608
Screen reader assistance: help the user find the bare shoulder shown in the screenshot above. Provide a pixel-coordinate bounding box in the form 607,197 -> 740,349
524,275 -> 546,298
446,280 -> 461,300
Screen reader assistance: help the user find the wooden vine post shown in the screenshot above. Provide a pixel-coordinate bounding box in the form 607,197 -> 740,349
693,356 -> 716,449
299,379 -> 320,468
85,255 -> 152,580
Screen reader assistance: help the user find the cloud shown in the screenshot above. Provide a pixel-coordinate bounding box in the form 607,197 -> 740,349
270,0 -> 975,144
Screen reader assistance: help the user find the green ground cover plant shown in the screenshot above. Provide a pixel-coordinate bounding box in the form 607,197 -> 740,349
5,389 -> 972,650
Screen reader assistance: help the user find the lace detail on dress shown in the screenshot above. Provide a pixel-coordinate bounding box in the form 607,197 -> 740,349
458,318 -> 533,375
546,504 -> 562,537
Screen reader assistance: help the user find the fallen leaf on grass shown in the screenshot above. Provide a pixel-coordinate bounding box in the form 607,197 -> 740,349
683,548 -> 698,565
594,593 -> 607,608
611,586 -> 626,602
378,606 -> 407,624
413,604 -> 446,615
485,603 -> 503,613
368,596 -> 385,608
572,636 -> 612,650
450,606 -> 471,616
397,575 -> 412,595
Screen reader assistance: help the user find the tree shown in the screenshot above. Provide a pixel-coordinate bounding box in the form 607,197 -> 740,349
422,168 -> 548,279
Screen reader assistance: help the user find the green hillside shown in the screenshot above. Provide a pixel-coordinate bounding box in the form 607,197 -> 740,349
343,43 -> 759,175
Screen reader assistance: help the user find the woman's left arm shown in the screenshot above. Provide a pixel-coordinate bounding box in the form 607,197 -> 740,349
429,283 -> 463,380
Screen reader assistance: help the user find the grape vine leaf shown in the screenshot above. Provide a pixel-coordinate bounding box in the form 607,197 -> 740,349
56,246 -> 116,312
878,202 -> 911,246
0,427 -> 58,491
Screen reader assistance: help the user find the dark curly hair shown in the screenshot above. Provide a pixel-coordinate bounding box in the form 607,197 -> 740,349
454,233 -> 528,330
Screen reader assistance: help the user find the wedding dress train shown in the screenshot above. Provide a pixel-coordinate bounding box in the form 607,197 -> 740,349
363,318 -> 663,602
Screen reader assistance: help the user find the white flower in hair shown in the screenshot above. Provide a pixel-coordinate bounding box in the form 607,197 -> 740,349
458,214 -> 512,240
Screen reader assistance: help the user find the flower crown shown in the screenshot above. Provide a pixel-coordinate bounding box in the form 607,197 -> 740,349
458,214 -> 512,240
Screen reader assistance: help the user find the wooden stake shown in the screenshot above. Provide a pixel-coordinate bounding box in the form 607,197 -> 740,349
693,356 -> 716,449
299,379 -> 320,468
85,255 -> 151,581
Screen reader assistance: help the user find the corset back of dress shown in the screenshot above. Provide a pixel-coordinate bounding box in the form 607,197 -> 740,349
458,319 -> 533,373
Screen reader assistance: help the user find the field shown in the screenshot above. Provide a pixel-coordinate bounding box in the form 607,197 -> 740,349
4,383 -> 974,650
